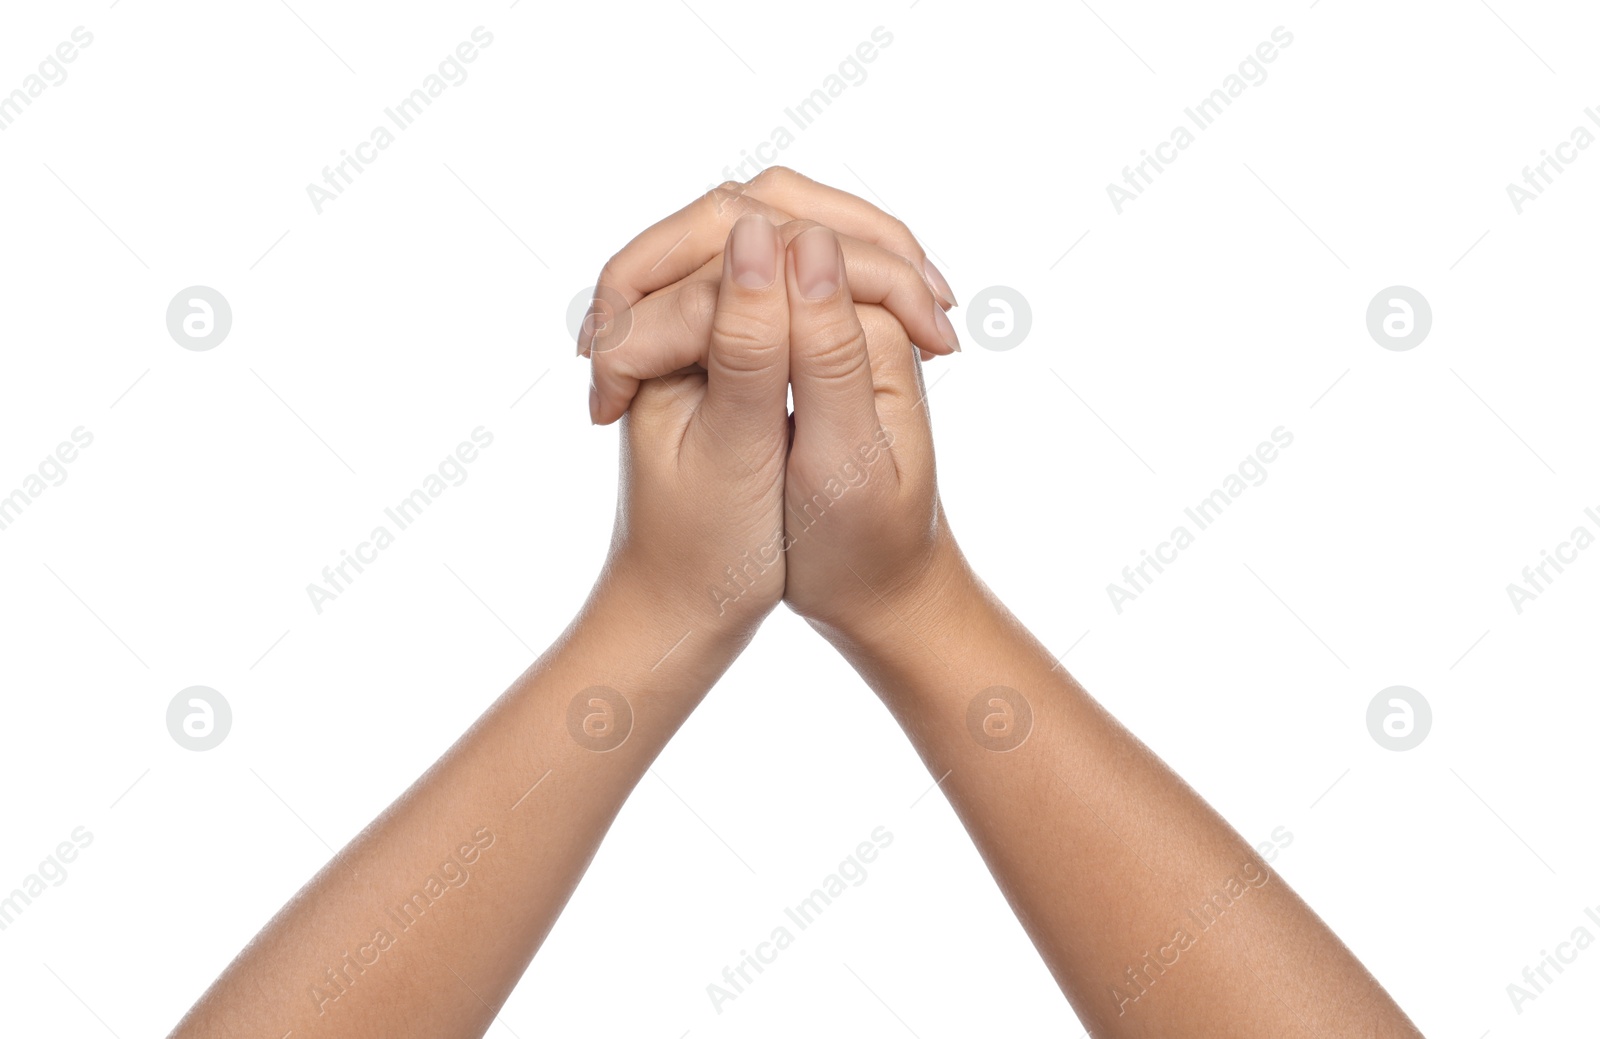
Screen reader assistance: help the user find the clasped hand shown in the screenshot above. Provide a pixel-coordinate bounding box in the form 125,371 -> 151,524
582,167 -> 962,648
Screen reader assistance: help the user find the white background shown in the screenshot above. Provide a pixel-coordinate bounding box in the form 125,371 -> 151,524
1,0 -> 1596,1035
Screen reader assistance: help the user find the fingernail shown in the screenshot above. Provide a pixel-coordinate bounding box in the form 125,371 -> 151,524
730,214 -> 777,288
589,383 -> 601,424
793,228 -> 840,299
923,258 -> 956,308
934,301 -> 961,352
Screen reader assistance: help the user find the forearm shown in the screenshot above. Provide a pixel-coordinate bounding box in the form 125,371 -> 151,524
823,545 -> 1419,1037
172,571 -> 750,1039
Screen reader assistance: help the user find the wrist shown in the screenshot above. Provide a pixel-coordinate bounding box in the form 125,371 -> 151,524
517,567 -> 752,764
809,532 -> 983,663
591,549 -> 772,668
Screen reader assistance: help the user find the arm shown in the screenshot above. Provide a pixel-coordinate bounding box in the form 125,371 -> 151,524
774,230 -> 1424,1037
830,558 -> 1422,1036
170,212 -> 798,1039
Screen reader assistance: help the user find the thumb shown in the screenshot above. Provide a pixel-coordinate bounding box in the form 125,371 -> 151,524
695,213 -> 790,444
786,226 -> 881,461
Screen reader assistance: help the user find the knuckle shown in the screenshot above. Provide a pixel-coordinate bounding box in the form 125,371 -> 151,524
708,180 -> 750,216
627,379 -> 681,433
583,294 -> 635,355
885,216 -> 921,256
750,165 -> 797,189
710,309 -> 784,373
856,303 -> 900,341
777,218 -> 821,245
631,377 -> 669,408
674,279 -> 719,341
799,314 -> 870,380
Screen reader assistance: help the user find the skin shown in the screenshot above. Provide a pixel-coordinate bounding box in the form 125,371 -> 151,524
581,166 -> 961,425
169,215 -> 798,1039
170,170 -> 1422,1039
762,232 -> 1427,1037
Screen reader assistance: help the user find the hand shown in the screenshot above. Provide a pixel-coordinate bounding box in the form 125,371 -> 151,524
581,167 -> 960,425
604,212 -> 793,641
777,225 -> 959,642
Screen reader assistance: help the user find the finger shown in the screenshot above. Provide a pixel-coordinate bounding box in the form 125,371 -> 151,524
740,166 -> 957,308
693,213 -> 790,446
589,231 -> 956,425
774,220 -> 958,359
786,226 -> 881,460
581,167 -> 954,356
588,277 -> 717,426
580,187 -> 796,356
856,303 -> 936,466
